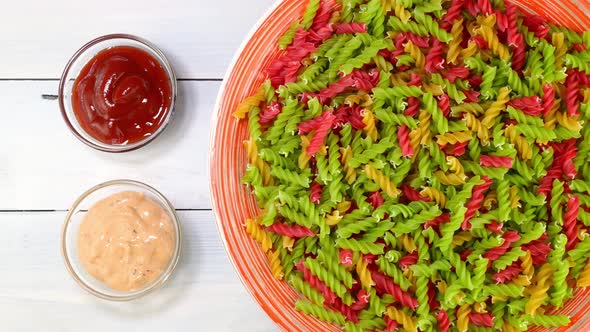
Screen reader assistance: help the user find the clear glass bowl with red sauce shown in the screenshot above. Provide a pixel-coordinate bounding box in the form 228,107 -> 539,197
59,34 -> 177,152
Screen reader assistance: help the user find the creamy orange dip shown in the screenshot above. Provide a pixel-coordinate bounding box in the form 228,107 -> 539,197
77,191 -> 175,291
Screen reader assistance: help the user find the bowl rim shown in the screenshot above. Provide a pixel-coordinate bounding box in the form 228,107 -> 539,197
58,33 -> 178,153
209,0 -> 296,330
60,179 -> 182,301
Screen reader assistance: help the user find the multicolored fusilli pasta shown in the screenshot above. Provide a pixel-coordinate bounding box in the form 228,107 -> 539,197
236,0 -> 590,330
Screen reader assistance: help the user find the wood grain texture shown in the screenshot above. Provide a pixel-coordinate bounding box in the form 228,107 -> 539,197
0,211 -> 276,332
0,0 -> 275,79
0,81 -> 215,210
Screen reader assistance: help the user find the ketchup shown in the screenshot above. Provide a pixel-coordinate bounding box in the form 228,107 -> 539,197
72,46 -> 172,145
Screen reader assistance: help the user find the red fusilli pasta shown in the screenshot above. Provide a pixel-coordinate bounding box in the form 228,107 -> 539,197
436,310 -> 451,332
339,249 -> 353,267
508,96 -> 543,116
566,69 -> 581,116
367,191 -> 385,209
483,230 -> 520,262
398,251 -> 419,269
259,101 -> 282,125
310,180 -> 323,204
479,155 -> 514,168
296,261 -> 338,304
492,261 -> 522,283
469,312 -> 494,327
541,84 -> 555,117
398,125 -> 414,157
565,195 -> 580,251
333,22 -> 367,34
462,176 -> 494,230
371,270 -> 419,309
267,222 -> 316,238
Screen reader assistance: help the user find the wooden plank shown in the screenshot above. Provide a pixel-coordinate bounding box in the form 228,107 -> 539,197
0,0 -> 276,79
0,210 -> 277,331
0,80 -> 220,210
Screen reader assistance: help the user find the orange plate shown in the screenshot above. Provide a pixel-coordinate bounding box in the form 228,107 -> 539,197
210,1 -> 590,331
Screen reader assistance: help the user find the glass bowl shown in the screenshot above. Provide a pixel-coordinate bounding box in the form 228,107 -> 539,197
61,179 -> 182,301
209,0 -> 590,331
58,34 -> 177,153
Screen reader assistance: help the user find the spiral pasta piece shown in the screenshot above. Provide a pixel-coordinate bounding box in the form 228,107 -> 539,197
434,171 -> 466,186
402,42 -> 424,71
364,164 -> 401,198
456,304 -> 471,332
362,109 -> 379,142
357,256 -> 376,289
447,19 -> 464,65
482,87 -> 511,129
477,23 -> 511,61
420,187 -> 447,208
267,249 -> 284,280
340,145 -> 357,184
435,131 -> 472,145
245,218 -> 273,253
234,86 -> 265,119
525,263 -> 554,314
505,125 -> 533,160
245,138 -> 273,185
464,112 -> 490,145
417,110 -> 432,146
385,307 -> 417,332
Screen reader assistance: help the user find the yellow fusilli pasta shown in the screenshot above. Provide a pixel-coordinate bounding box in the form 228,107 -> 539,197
435,131 -> 472,145
420,187 -> 447,208
234,86 -> 265,119
404,40 -> 425,69
525,263 -> 554,315
336,200 -> 352,214
456,304 -> 471,332
365,164 -> 401,198
473,302 -> 487,314
357,255 -> 375,288
362,109 -> 379,142
283,236 -> 295,250
476,21 -> 510,61
434,171 -> 466,186
483,190 -> 497,210
482,87 -> 510,128
464,112 -> 490,145
245,138 -> 273,185
399,234 -> 417,253
418,110 -> 432,145
345,91 -> 373,108
556,112 -> 583,132
509,185 -> 522,208
447,156 -> 466,177
447,19 -> 464,64
245,218 -> 273,253
452,231 -> 473,247
461,40 -> 479,59
326,209 -> 344,226
505,125 -> 533,160
340,145 -> 357,184
552,32 -> 567,68
386,307 -> 417,332
267,249 -> 285,280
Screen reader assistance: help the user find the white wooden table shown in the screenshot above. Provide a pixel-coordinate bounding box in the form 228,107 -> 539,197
0,1 -> 279,330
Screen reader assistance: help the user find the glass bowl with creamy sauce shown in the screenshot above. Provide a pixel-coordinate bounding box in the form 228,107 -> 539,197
61,179 -> 181,301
